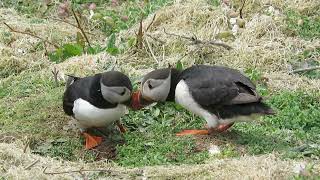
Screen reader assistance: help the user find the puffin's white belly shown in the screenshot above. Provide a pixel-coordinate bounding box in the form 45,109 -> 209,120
175,80 -> 219,128
73,98 -> 126,129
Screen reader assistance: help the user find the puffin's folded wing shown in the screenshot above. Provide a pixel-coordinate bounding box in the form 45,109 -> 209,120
190,84 -> 239,106
226,82 -> 262,105
189,81 -> 261,107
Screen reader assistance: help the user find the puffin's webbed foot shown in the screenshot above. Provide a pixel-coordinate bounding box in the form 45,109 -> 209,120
176,123 -> 235,136
215,123 -> 234,132
83,132 -> 103,150
176,129 -> 209,136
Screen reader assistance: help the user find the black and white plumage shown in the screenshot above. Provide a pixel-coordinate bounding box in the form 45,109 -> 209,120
137,65 -> 274,133
63,71 -> 132,131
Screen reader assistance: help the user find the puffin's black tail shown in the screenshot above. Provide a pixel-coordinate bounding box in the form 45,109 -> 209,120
65,74 -> 81,88
217,102 -> 276,119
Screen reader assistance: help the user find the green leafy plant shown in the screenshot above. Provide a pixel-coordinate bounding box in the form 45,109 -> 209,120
176,60 -> 183,71
48,43 -> 83,63
106,33 -> 119,55
209,0 -> 220,7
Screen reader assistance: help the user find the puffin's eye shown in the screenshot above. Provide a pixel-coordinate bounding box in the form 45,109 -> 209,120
148,82 -> 153,89
120,89 -> 126,95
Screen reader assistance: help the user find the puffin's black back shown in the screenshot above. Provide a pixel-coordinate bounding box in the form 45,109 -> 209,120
63,71 -> 132,116
180,65 -> 256,90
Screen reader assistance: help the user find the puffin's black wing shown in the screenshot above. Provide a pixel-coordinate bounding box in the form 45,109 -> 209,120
181,65 -> 260,106
63,75 -> 92,116
62,74 -> 116,116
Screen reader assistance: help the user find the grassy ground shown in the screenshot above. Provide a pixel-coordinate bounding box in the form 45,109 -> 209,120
0,0 -> 320,179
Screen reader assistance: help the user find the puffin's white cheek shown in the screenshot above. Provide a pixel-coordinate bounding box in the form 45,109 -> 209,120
142,85 -> 151,97
149,88 -> 166,101
119,93 -> 131,103
102,91 -> 118,103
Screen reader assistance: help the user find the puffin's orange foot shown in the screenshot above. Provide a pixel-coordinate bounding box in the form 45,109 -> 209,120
116,121 -> 126,133
216,123 -> 234,132
176,129 -> 209,136
83,132 -> 103,150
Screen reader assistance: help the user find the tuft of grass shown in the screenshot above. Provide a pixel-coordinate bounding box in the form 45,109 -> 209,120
285,10 -> 320,39
1,0 -> 44,16
117,102 -> 208,167
209,0 -> 220,7
0,71 -> 56,99
290,48 -> 320,79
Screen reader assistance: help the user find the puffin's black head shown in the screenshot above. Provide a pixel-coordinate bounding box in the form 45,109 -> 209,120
140,68 -> 172,102
100,71 -> 133,104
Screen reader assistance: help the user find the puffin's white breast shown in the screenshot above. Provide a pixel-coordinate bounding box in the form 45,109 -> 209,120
175,80 -> 219,128
73,98 -> 126,129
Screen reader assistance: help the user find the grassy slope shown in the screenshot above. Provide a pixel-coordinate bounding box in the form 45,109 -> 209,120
0,0 -> 319,175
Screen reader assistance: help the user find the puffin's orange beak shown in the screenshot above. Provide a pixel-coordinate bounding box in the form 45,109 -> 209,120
130,91 -> 153,110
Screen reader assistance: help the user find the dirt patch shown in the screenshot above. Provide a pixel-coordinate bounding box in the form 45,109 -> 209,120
193,131 -> 247,156
85,127 -> 126,161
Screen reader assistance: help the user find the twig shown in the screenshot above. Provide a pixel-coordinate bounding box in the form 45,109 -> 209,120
289,66 -> 320,74
142,41 -> 154,62
71,8 -> 91,48
239,0 -> 247,19
145,14 -> 156,32
43,42 -> 48,56
79,167 -> 88,180
52,67 -> 59,86
146,34 -> 165,44
48,17 -> 94,35
24,159 -> 40,170
23,137 -> 30,153
163,28 -> 232,50
162,45 -> 165,62
136,15 -> 144,49
43,166 -> 112,175
3,22 -> 59,49
145,37 -> 159,64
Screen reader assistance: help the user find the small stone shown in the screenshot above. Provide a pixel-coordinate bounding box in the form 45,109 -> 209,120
293,163 -> 306,174
268,6 -> 275,14
297,19 -> 304,26
232,25 -> 239,35
111,0 -> 119,7
208,145 -> 221,155
222,0 -> 230,5
88,3 -> 96,10
230,18 -> 237,25
121,16 -> 129,21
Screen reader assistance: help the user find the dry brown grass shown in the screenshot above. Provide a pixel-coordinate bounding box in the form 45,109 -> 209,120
2,142 -> 319,179
116,0 -> 320,91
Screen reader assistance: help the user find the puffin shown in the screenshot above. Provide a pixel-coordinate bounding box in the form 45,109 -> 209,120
63,71 -> 132,149
131,65 -> 275,135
